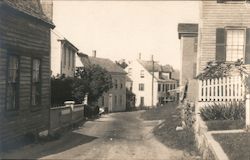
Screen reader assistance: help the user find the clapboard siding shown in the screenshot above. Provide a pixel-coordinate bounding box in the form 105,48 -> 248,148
0,4 -> 52,146
198,1 -> 250,72
0,9 -> 50,55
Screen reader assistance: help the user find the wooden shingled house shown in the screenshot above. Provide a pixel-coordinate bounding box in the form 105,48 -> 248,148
0,0 -> 55,148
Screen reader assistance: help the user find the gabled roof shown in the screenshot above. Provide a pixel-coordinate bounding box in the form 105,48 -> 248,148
126,75 -> 133,82
178,23 -> 198,39
78,54 -> 126,74
1,0 -> 54,27
138,60 -> 173,73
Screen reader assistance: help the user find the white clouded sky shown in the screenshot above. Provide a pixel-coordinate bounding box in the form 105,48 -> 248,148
53,1 -> 199,69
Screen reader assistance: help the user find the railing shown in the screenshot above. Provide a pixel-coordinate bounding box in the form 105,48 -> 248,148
50,103 -> 84,132
198,75 -> 245,102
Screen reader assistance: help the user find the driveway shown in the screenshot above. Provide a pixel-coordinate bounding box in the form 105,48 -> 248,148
2,111 -> 186,160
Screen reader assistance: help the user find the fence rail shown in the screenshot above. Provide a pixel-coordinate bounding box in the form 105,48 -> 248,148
50,103 -> 84,132
198,76 -> 245,102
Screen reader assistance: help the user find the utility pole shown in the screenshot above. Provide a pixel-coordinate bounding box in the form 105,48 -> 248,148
151,55 -> 154,108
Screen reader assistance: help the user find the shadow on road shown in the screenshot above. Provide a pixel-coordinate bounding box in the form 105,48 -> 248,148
1,132 -> 97,159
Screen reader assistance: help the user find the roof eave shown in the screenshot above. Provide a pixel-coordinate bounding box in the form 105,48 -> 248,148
1,2 -> 55,29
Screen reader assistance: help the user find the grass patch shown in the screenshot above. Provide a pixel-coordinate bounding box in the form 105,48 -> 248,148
141,103 -> 200,159
206,120 -> 245,131
213,132 -> 250,160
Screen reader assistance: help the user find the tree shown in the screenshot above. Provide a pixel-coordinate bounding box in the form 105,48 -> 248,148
73,65 -> 113,104
126,88 -> 135,111
115,59 -> 128,69
51,74 -> 74,107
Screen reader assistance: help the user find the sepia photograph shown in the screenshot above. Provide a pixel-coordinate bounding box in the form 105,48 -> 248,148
0,0 -> 250,159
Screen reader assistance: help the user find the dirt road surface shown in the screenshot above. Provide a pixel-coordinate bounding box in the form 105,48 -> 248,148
2,111 -> 186,160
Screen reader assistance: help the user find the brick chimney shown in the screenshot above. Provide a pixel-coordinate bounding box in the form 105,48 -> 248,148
92,50 -> 97,57
40,0 -> 53,21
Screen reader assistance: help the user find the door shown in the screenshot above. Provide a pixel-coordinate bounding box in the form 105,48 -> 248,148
108,94 -> 113,112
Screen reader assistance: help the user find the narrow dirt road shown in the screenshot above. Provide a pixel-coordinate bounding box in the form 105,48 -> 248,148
2,111 -> 186,160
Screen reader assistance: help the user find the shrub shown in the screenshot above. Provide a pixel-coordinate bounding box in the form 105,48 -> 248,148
200,102 -> 245,121
51,75 -> 74,107
182,102 -> 196,129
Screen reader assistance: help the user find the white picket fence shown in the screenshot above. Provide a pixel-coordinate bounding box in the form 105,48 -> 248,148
198,76 -> 245,102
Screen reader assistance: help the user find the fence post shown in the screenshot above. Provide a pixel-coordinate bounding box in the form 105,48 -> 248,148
246,94 -> 250,130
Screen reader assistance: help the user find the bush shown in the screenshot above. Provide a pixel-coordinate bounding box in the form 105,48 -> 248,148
206,120 -> 245,131
200,102 -> 245,121
182,101 -> 196,129
51,75 -> 74,107
84,105 -> 99,118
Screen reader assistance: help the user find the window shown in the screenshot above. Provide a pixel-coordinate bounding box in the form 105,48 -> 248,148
162,84 -> 165,92
101,96 -> 105,106
139,83 -> 144,91
120,83 -> 123,89
31,59 -> 41,106
140,97 -> 144,106
128,68 -> 132,76
226,29 -> 245,62
114,79 -> 118,89
6,55 -> 19,110
72,51 -> 75,70
140,70 -> 144,78
158,84 -> 161,92
166,84 -> 169,92
114,95 -> 117,106
119,95 -> 123,106
68,48 -> 71,68
63,46 -> 67,66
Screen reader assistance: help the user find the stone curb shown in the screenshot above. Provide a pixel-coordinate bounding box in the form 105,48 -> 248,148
205,132 -> 229,160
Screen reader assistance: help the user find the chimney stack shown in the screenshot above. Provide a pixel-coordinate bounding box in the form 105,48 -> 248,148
138,53 -> 141,60
150,54 -> 154,61
40,0 -> 53,21
92,50 -> 97,57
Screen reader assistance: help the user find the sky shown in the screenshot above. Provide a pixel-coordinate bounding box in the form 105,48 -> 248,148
53,1 -> 199,70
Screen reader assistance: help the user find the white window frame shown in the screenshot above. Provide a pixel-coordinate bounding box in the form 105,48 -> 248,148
225,27 -> 246,62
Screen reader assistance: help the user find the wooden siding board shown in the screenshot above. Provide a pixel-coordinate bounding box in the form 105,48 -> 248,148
0,8 -> 51,144
199,1 -> 250,73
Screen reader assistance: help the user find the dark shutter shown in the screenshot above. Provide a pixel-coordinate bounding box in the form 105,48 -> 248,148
217,0 -> 224,3
215,28 -> 226,62
245,28 -> 250,64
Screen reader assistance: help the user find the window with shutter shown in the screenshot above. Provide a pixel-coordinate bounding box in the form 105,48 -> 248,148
226,29 -> 245,62
6,55 -> 19,111
31,59 -> 41,106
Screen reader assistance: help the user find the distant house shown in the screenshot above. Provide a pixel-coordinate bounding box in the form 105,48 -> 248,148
77,51 -> 127,112
51,32 -> 79,77
126,55 -> 177,107
0,0 -> 55,147
178,23 -> 198,101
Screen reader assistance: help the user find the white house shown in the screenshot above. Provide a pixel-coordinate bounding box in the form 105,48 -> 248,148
125,56 -> 177,107
77,51 -> 127,112
51,31 -> 79,77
